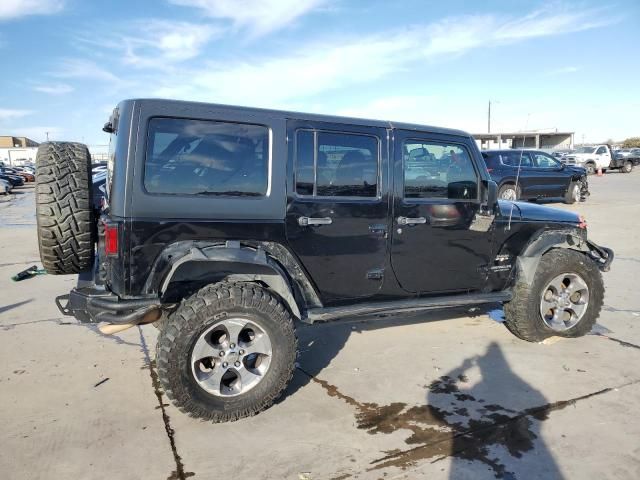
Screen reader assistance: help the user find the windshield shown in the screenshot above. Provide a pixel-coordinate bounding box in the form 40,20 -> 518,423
574,146 -> 596,154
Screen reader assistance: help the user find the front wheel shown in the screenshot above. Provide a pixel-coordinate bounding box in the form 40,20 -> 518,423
156,283 -> 297,422
585,163 -> 596,175
504,249 -> 603,342
564,182 -> 581,204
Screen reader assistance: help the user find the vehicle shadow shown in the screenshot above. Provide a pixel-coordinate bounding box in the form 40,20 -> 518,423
281,304 -> 496,401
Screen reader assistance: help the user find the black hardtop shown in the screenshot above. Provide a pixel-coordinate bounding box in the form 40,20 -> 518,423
120,98 -> 470,138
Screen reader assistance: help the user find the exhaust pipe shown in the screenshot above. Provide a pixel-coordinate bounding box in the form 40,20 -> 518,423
98,308 -> 162,335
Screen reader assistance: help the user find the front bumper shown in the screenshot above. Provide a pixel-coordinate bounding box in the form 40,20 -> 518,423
586,240 -> 614,272
56,281 -> 162,324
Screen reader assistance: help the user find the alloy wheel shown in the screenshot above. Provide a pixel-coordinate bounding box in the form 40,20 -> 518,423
539,273 -> 590,331
191,318 -> 273,397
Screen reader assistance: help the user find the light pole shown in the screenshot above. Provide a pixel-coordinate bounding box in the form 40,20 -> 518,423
488,100 -> 499,133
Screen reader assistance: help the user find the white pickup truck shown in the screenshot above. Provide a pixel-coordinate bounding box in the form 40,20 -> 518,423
563,144 -> 633,175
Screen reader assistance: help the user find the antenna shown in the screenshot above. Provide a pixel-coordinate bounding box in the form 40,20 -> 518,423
506,113 -> 531,230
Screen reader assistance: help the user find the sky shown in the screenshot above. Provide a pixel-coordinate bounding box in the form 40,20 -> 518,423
0,0 -> 639,151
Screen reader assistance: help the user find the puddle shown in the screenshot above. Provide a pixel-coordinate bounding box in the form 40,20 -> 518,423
302,369 -> 628,478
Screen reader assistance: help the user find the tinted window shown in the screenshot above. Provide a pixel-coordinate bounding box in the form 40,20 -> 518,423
596,146 -> 606,154
145,118 -> 269,196
404,142 -> 477,200
295,130 -> 379,198
499,151 -> 532,167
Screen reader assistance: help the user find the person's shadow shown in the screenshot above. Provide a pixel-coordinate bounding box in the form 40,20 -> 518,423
428,342 -> 564,479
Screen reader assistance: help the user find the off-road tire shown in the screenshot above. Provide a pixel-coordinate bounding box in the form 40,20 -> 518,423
622,161 -> 633,173
156,282 -> 297,422
504,249 -> 603,342
498,183 -> 520,201
564,181 -> 580,204
36,142 -> 94,274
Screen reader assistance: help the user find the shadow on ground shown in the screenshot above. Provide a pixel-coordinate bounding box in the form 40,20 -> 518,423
284,307 -> 566,479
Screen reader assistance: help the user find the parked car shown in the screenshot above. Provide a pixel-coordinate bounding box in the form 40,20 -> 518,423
481,149 -> 588,203
1,167 -> 35,182
616,149 -> 632,157
36,99 -> 613,422
92,170 -> 107,211
0,178 -> 12,194
0,171 -> 24,187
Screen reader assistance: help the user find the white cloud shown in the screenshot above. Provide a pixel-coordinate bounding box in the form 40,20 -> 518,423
0,108 -> 32,121
545,66 -> 580,76
33,83 -> 74,94
151,6 -> 617,108
167,0 -> 328,36
52,59 -> 121,84
76,20 -> 219,68
0,0 -> 63,20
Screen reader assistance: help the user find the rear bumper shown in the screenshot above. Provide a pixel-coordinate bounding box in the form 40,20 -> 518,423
56,280 -> 161,324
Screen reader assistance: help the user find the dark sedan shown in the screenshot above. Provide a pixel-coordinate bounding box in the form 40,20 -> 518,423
0,171 -> 25,187
481,149 -> 589,204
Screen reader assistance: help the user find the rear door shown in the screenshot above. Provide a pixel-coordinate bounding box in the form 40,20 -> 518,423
390,131 -> 493,294
285,121 -> 390,305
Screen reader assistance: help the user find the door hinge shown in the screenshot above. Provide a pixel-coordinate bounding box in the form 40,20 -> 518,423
366,268 -> 384,280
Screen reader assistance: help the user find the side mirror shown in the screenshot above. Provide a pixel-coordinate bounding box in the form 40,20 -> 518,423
482,179 -> 498,211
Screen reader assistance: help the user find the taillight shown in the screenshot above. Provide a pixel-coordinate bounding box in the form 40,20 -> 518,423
104,222 -> 118,256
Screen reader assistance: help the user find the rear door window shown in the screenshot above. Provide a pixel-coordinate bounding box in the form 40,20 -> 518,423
500,151 -> 532,167
144,118 -> 269,196
295,130 -> 379,198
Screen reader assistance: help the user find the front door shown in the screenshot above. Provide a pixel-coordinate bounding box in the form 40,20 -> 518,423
530,151 -> 569,197
286,121 -> 389,305
390,131 -> 493,294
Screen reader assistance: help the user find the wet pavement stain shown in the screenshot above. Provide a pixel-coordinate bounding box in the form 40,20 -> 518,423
138,327 -> 195,480
299,367 -> 640,478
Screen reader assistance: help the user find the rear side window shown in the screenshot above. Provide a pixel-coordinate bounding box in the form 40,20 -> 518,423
144,118 -> 269,196
499,151 -> 532,167
295,130 -> 379,198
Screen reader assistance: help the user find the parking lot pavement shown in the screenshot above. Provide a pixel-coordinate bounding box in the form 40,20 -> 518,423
1,174 -> 640,480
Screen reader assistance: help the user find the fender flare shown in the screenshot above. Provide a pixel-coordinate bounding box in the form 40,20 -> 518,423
515,229 -> 612,285
143,241 -> 322,319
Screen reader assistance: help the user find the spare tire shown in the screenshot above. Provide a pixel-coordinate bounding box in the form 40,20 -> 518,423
36,142 -> 95,274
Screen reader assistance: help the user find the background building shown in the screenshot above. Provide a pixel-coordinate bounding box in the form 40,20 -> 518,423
473,131 -> 574,151
0,136 -> 40,165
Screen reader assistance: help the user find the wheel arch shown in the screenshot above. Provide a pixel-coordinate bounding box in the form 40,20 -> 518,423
144,241 -> 321,319
513,229 -> 611,286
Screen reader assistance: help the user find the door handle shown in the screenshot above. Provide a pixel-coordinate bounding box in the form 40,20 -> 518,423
298,216 -> 333,226
397,216 -> 427,226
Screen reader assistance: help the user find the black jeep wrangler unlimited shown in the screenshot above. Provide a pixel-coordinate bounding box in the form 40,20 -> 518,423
35,99 -> 613,422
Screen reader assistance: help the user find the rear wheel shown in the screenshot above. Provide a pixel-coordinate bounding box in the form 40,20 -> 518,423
498,184 -> 520,201
504,249 -> 603,342
156,282 -> 297,422
35,142 -> 94,274
622,161 -> 633,173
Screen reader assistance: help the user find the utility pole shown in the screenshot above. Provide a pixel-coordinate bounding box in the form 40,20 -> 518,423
45,131 -> 50,141
487,101 -> 491,133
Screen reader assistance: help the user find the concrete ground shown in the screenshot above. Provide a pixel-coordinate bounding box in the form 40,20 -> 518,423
1,173 -> 639,480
